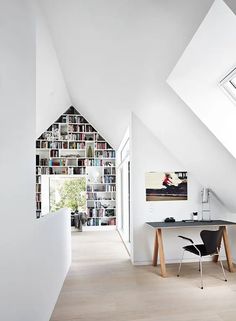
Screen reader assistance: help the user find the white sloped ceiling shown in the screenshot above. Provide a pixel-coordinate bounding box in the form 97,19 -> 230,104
36,3 -> 71,138
37,0 -> 236,211
167,0 -> 236,159
37,0 -> 214,148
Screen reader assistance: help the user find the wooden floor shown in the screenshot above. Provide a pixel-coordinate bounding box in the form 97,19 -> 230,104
50,230 -> 236,321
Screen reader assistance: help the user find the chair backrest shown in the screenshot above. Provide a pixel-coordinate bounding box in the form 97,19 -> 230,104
200,228 -> 223,255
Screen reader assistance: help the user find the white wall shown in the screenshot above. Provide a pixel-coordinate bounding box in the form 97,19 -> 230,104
130,113 -> 228,264
36,1 -> 71,138
0,1 -> 71,320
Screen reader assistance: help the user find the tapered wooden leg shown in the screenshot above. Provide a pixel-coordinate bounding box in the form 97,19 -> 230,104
213,226 -> 223,263
152,230 -> 158,266
222,226 -> 235,272
157,228 -> 167,277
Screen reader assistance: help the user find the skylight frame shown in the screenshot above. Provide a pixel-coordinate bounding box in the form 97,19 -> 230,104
220,67 -> 236,104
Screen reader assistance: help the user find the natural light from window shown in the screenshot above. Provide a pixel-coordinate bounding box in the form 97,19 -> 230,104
49,176 -> 86,213
220,67 -> 236,104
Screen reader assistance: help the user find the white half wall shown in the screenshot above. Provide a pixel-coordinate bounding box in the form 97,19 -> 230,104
0,2 -> 71,320
130,113 -> 229,264
36,1 -> 71,138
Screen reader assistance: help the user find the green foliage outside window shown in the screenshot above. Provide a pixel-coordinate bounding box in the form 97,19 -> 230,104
50,178 -> 86,212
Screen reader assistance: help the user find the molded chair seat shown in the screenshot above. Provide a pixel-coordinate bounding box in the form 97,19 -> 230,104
183,244 -> 208,256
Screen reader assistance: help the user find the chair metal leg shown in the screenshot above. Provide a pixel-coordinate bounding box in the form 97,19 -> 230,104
198,260 -> 200,272
217,249 -> 227,282
199,256 -> 203,289
177,250 -> 185,277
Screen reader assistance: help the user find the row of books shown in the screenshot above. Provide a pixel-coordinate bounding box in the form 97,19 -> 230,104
63,133 -> 87,140
68,142 -> 85,149
36,176 -> 41,184
85,159 -> 102,166
87,185 -> 116,192
49,159 -> 65,166
104,168 -> 116,175
50,150 -> 59,157
39,158 -> 48,166
37,141 -> 115,153
88,201 -> 112,209
37,158 -> 81,167
85,159 -> 115,166
36,167 -> 49,175
36,163 -> 115,173
38,141 -> 86,150
48,159 -> 86,167
36,194 -> 41,202
37,133 -> 108,144
38,141 -> 68,149
53,167 -> 86,175
87,192 -> 97,199
87,208 -> 105,217
103,175 -> 116,183
36,184 -> 41,192
57,115 -> 87,124
95,142 -> 111,149
36,202 -> 41,210
36,167 -> 86,175
95,150 -> 115,158
86,218 -> 102,226
37,160 -> 115,168
67,133 -> 86,141
40,141 -> 85,149
67,124 -> 96,133
87,192 -> 116,201
106,185 -> 116,192
87,186 -> 106,192
105,209 -> 116,216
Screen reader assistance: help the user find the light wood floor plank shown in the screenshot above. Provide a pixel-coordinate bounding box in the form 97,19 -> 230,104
50,230 -> 236,321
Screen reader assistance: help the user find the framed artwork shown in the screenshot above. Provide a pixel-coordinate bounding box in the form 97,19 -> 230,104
145,171 -> 187,201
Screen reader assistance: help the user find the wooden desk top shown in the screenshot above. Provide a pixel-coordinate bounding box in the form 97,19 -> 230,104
146,220 -> 236,229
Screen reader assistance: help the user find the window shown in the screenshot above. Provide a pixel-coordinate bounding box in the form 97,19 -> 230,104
220,67 -> 236,103
49,176 -> 86,213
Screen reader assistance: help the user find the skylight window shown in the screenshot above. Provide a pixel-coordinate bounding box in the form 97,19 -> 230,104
220,67 -> 236,103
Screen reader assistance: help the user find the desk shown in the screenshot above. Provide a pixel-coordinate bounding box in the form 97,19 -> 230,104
146,220 -> 236,277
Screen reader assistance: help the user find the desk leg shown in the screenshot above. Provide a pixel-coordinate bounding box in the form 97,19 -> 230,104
152,230 -> 158,266
157,229 -> 167,277
222,226 -> 235,272
213,226 -> 223,263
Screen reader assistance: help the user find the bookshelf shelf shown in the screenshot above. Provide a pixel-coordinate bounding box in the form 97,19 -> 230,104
36,106 -> 116,227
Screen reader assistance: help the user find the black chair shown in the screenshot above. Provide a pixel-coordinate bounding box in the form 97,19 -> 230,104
177,228 -> 227,289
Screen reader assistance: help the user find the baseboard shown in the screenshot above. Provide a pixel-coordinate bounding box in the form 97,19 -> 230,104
132,256 -> 227,266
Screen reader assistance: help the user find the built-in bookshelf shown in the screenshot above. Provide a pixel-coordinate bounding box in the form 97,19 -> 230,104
86,166 -> 116,226
36,106 -> 116,228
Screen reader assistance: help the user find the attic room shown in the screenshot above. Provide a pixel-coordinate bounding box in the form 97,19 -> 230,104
1,0 -> 236,321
